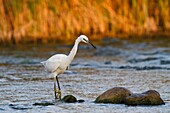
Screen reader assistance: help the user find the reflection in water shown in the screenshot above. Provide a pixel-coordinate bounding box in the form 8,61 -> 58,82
0,38 -> 170,112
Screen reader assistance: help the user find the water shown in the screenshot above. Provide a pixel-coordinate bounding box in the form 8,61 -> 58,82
0,38 -> 170,113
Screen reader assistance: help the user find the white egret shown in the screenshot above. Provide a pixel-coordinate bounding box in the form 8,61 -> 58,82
41,35 -> 96,99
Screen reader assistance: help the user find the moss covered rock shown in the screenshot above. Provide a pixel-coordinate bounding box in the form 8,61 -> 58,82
62,95 -> 77,103
95,87 -> 132,104
125,90 -> 165,106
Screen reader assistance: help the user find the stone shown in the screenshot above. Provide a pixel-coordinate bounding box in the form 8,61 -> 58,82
33,101 -> 54,106
62,95 -> 77,103
125,90 -> 165,106
95,87 -> 132,104
77,99 -> 85,103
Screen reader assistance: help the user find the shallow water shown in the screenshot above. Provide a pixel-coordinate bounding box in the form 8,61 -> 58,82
0,38 -> 170,113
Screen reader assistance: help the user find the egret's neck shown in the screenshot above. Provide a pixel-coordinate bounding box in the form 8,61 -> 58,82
68,40 -> 80,63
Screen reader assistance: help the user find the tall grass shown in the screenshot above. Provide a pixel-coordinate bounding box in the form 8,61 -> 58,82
0,0 -> 170,44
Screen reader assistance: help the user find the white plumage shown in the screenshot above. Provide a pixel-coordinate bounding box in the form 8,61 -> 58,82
41,54 -> 67,73
41,35 -> 96,99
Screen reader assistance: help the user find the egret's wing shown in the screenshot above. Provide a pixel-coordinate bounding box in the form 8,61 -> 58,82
41,60 -> 61,72
41,54 -> 67,72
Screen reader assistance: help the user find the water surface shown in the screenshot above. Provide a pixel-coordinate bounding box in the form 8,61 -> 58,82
0,38 -> 170,113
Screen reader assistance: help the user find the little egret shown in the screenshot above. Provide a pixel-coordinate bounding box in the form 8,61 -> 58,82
41,35 -> 96,100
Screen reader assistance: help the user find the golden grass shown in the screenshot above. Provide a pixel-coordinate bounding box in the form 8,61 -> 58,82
0,0 -> 170,44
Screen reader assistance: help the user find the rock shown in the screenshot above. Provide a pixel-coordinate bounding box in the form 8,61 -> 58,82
77,99 -> 85,103
33,101 -> 54,106
95,87 -> 132,104
95,87 -> 165,106
62,95 -> 77,103
125,90 -> 165,106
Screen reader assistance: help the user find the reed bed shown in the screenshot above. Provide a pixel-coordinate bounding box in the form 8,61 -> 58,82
0,0 -> 170,44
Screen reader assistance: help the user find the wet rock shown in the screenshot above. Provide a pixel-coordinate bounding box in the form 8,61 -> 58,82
95,87 -> 132,104
62,95 -> 77,103
33,101 -> 54,106
77,99 -> 85,103
125,90 -> 165,106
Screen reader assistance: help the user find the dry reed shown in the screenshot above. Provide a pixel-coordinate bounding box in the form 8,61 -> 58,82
0,0 -> 170,44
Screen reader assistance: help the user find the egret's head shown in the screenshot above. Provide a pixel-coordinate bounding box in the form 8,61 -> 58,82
79,35 -> 89,43
78,35 -> 96,49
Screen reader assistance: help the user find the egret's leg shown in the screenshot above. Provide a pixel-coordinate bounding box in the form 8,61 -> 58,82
54,77 -> 57,99
56,76 -> 61,100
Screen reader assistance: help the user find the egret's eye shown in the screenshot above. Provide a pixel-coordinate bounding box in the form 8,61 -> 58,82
83,38 -> 87,42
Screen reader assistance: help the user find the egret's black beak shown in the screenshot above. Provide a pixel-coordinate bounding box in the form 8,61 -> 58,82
88,41 -> 96,49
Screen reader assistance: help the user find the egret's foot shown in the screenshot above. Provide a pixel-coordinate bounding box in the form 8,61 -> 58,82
56,90 -> 62,100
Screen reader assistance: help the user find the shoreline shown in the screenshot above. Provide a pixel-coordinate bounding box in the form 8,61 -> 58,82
1,32 -> 170,46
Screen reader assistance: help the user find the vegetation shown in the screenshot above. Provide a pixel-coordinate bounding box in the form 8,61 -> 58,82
0,0 -> 170,44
